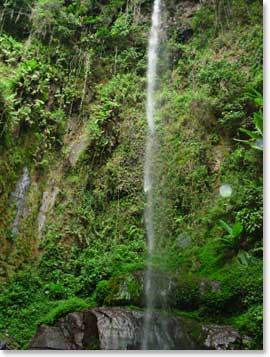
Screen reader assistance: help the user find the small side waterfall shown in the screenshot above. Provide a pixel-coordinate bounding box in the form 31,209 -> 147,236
142,0 -> 169,350
11,167 -> 31,235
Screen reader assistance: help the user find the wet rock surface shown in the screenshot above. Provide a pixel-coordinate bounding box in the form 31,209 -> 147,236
203,325 -> 242,350
29,307 -> 245,350
0,340 -> 7,350
11,167 -> 31,235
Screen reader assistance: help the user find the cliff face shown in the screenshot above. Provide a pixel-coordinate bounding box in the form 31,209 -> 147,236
0,0 -> 262,350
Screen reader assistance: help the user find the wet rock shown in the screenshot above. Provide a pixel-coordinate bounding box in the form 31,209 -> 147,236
29,325 -> 72,350
29,307 -> 246,350
11,167 -> 31,235
29,307 -> 205,350
29,311 -> 99,350
203,325 -> 242,350
0,340 -> 7,350
94,308 -> 143,349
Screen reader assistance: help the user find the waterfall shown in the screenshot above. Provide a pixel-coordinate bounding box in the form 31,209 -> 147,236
11,167 -> 31,235
143,0 -> 162,249
142,0 -> 168,350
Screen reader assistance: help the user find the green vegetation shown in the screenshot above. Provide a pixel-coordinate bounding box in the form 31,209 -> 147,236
236,88 -> 263,150
39,297 -> 91,325
0,0 -> 262,350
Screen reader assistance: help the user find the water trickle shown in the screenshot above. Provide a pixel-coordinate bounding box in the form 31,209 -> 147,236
11,167 -> 31,235
142,0 -> 168,349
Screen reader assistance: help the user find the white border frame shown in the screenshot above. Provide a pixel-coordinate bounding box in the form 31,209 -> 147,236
0,0 -> 268,356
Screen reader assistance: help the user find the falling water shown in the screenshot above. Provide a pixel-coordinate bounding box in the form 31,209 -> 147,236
142,0 -> 168,349
144,0 -> 162,253
11,167 -> 31,235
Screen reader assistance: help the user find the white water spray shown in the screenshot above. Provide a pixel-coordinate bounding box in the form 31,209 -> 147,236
144,0 -> 162,252
142,0 -> 166,349
145,0 -> 161,136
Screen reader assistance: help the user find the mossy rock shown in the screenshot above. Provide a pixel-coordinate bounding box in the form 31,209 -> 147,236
105,272 -> 143,306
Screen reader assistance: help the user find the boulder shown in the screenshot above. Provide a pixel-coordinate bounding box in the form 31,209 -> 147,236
29,307 -> 246,350
203,325 -> 242,350
0,340 -> 7,350
29,325 -> 72,350
29,311 -> 99,350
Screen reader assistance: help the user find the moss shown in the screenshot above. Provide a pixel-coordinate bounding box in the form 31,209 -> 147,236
105,273 -> 143,306
38,297 -> 90,325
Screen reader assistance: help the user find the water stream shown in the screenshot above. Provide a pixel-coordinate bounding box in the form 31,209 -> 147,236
11,167 -> 31,235
142,0 -> 168,349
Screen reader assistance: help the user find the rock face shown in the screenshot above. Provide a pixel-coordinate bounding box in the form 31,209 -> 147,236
29,311 -> 99,350
0,340 -> 7,350
29,307 -> 245,350
203,325 -> 242,350
38,185 -> 59,238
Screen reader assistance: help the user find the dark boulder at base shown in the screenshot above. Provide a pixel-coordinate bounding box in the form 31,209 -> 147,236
0,340 -> 8,350
29,307 -> 246,350
29,310 -> 99,350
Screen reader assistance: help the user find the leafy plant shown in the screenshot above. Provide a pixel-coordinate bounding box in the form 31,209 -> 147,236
236,250 -> 251,266
0,34 -> 23,64
235,88 -> 263,150
215,219 -> 243,249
